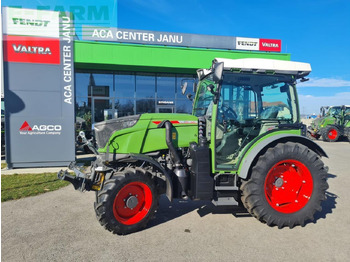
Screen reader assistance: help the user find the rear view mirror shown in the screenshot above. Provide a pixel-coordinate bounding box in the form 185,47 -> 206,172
280,84 -> 289,93
212,62 -> 224,83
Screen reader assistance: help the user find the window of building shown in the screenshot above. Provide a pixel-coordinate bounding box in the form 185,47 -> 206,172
176,99 -> 193,114
75,73 -> 90,97
87,73 -> 113,97
136,73 -> 156,98
136,99 -> 155,114
157,74 -> 175,100
115,98 -> 135,117
115,73 -> 135,98
75,71 -> 195,126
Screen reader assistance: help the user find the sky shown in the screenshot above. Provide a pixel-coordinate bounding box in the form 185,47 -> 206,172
2,0 -> 350,114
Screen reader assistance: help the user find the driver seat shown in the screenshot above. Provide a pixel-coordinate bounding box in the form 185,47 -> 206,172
216,127 -> 240,162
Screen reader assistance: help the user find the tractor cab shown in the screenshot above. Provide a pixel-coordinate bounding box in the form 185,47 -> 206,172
192,58 -> 311,170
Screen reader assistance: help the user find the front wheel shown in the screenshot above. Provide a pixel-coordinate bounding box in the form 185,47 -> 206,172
241,142 -> 328,228
321,125 -> 340,142
94,168 -> 158,235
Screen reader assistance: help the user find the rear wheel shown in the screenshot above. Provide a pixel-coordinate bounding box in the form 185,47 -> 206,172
321,126 -> 340,142
94,168 -> 158,235
241,142 -> 328,228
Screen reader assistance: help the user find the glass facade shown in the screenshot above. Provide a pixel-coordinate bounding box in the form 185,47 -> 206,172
75,71 -> 195,129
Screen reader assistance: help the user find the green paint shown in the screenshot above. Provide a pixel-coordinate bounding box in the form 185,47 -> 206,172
74,41 -> 291,73
236,129 -> 301,174
210,104 -> 218,173
320,117 -> 336,128
99,113 -> 198,154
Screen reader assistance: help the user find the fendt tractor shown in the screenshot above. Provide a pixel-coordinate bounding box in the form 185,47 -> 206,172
308,105 -> 350,142
58,58 -> 329,235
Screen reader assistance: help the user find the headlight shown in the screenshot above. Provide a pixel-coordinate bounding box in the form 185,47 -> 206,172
94,115 -> 140,148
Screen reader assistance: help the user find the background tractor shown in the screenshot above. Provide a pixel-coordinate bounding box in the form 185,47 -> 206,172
308,105 -> 350,142
59,58 -> 329,235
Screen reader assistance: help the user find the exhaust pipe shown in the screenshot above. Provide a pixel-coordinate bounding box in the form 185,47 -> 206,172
158,120 -> 188,199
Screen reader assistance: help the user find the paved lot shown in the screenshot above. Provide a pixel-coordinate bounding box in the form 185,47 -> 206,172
2,140 -> 350,261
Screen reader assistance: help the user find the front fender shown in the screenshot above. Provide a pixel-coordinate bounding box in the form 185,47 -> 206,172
238,134 -> 328,180
116,154 -> 173,202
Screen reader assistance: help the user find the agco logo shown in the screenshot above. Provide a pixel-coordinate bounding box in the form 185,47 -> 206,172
12,44 -> 52,55
12,18 -> 50,27
19,121 -> 62,135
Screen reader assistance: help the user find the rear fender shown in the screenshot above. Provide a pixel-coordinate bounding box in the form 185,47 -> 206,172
238,134 -> 328,180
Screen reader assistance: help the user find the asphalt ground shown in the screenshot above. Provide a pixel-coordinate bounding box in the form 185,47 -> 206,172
2,140 -> 350,261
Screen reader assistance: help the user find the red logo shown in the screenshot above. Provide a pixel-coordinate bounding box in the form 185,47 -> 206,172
3,35 -> 60,64
259,39 -> 282,52
19,121 -> 32,131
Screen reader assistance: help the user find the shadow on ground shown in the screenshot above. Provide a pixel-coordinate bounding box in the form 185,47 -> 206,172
308,173 -> 338,224
147,196 -> 250,230
147,172 -> 338,230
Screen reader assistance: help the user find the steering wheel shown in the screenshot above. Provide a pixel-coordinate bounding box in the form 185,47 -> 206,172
220,104 -> 238,121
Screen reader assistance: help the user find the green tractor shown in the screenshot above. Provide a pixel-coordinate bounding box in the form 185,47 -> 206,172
308,105 -> 350,142
58,58 -> 329,235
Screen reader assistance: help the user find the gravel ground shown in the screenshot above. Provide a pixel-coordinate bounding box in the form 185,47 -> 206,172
2,140 -> 350,262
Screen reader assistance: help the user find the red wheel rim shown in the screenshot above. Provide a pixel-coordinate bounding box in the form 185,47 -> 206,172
113,182 -> 153,225
264,160 -> 313,214
328,129 -> 338,140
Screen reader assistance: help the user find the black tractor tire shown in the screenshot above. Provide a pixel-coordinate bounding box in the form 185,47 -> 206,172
94,168 -> 159,235
241,142 -> 328,229
321,125 -> 340,142
345,127 -> 350,141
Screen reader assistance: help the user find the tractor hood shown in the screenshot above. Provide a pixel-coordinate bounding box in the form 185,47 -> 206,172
94,113 -> 199,154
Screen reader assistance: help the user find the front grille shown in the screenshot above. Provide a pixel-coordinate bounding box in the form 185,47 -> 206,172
94,115 -> 140,148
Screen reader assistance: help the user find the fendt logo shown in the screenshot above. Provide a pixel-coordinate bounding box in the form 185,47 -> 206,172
12,18 -> 50,27
3,7 -> 59,38
19,121 -> 62,135
12,44 -> 52,55
236,37 -> 260,51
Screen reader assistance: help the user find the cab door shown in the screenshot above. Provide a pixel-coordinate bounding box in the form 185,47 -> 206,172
214,84 -> 258,170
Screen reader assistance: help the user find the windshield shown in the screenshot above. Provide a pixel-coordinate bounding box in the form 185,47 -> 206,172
194,72 -> 299,122
220,72 -> 297,122
326,107 -> 341,116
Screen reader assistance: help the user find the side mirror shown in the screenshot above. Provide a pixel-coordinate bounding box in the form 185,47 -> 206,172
207,84 -> 215,94
212,62 -> 224,83
186,93 -> 193,101
300,77 -> 309,82
181,81 -> 188,95
207,84 -> 220,104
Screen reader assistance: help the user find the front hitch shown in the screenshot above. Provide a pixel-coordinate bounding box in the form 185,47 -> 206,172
58,161 -> 109,192
57,169 -> 88,191
57,162 -> 92,191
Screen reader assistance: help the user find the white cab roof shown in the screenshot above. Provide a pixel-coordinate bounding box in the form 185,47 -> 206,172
214,58 -> 312,76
